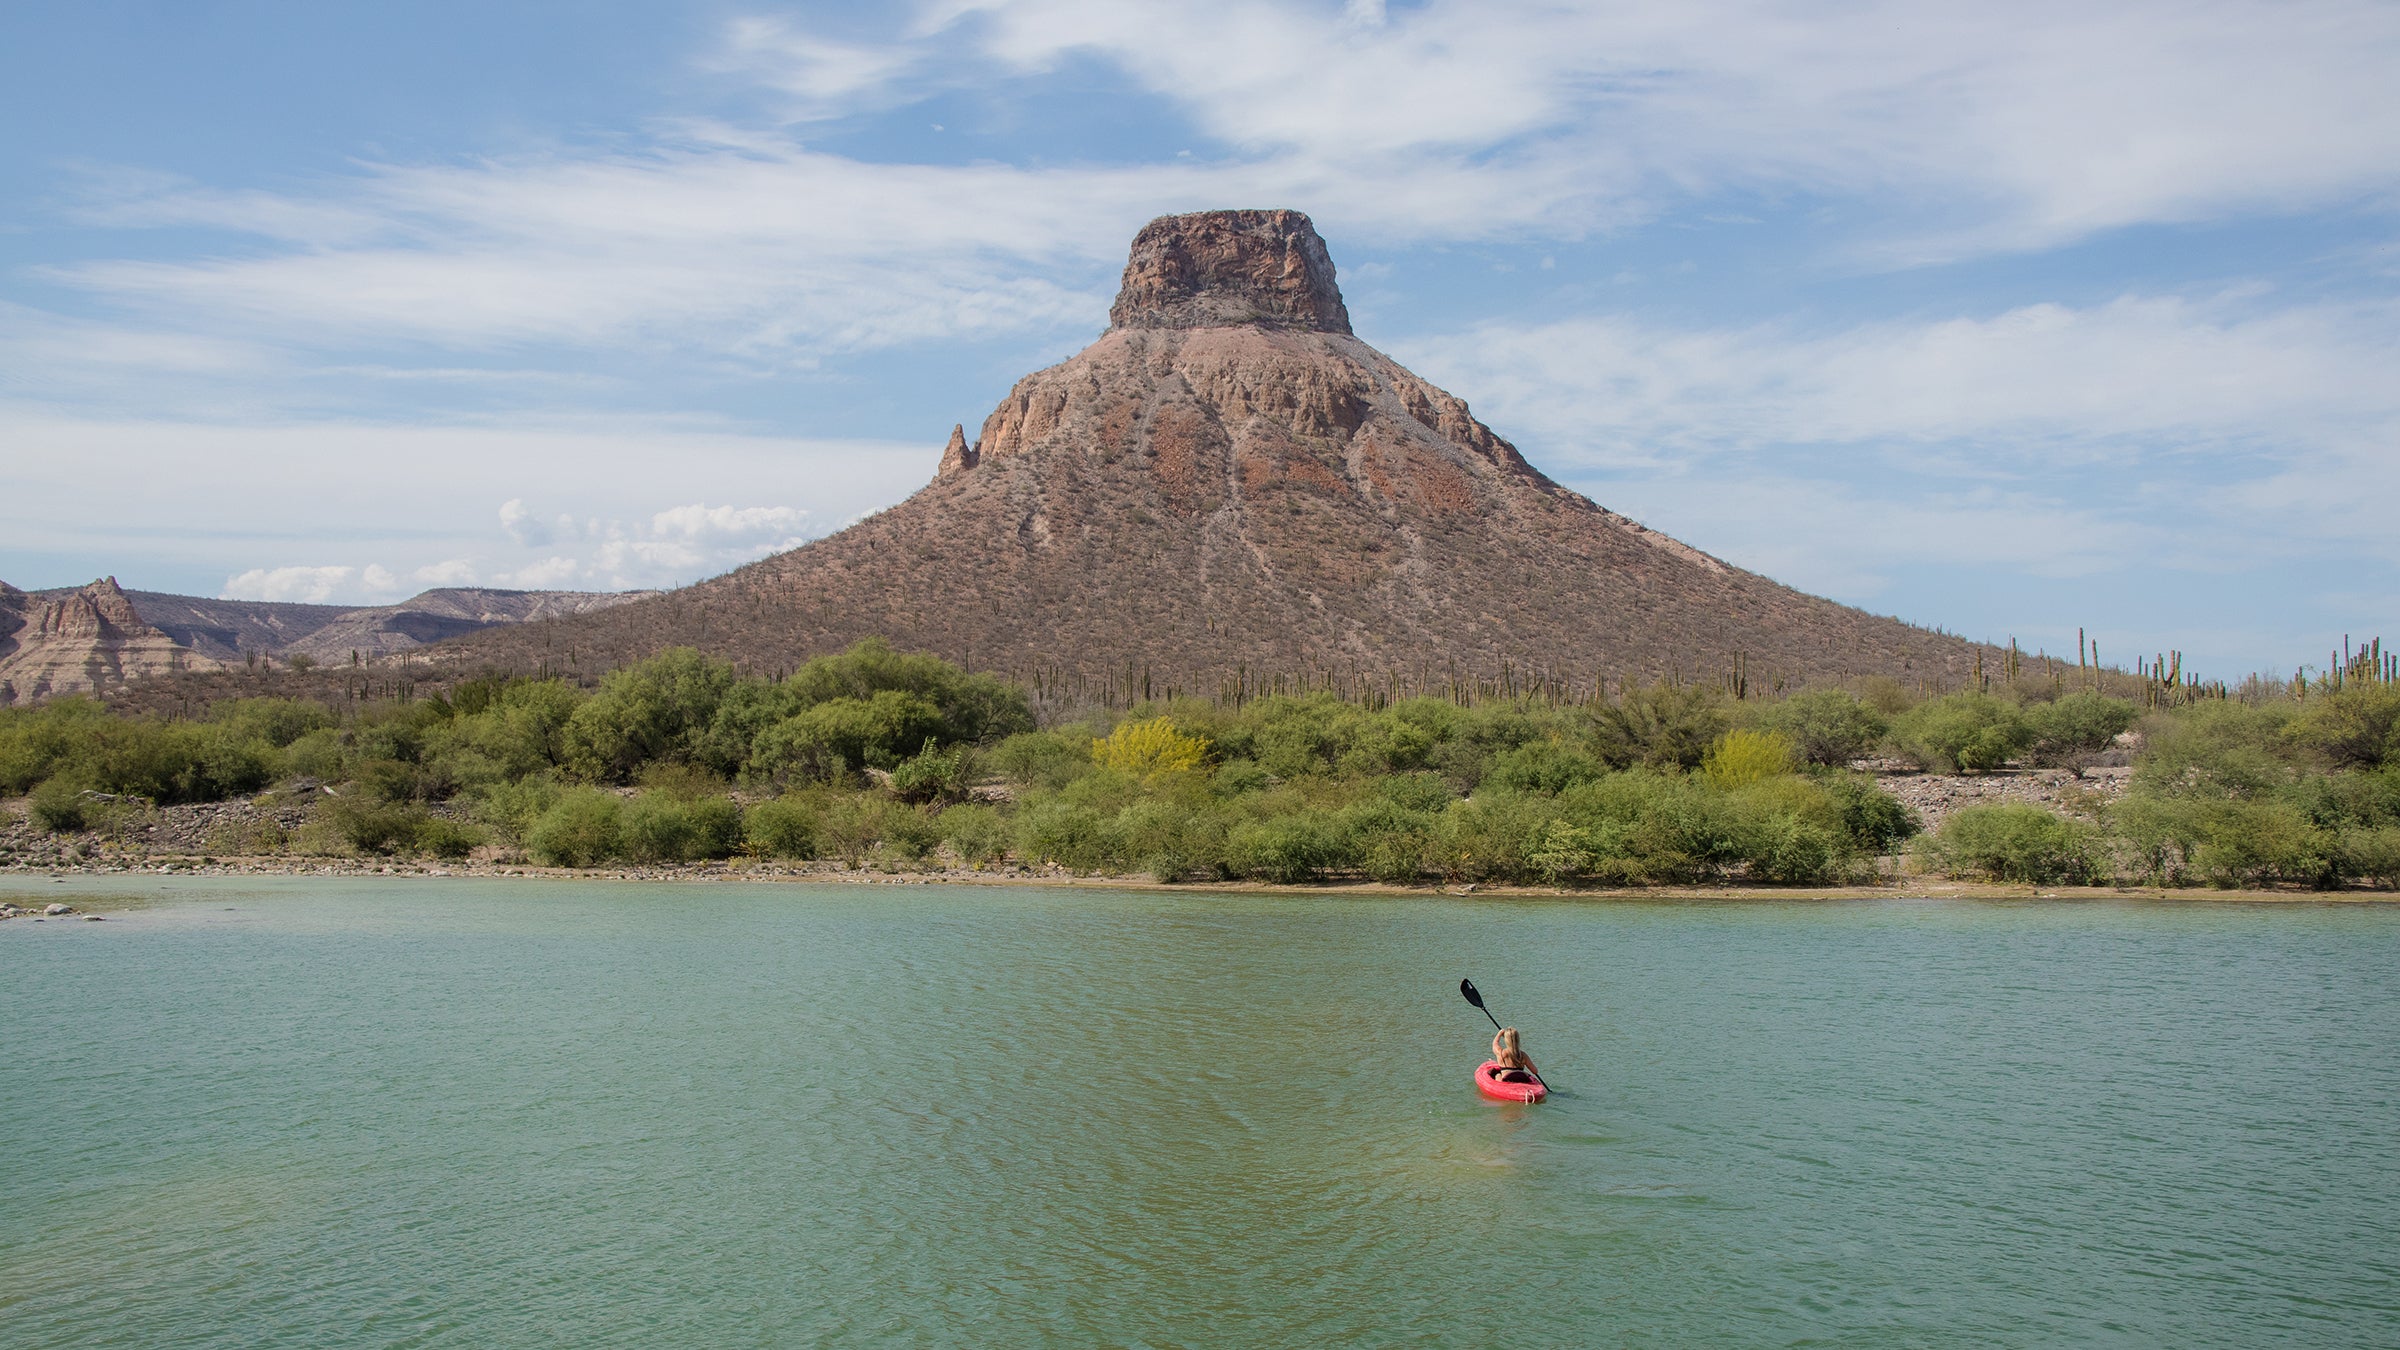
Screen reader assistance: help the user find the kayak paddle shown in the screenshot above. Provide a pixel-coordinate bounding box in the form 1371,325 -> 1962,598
1459,978 -> 1548,1092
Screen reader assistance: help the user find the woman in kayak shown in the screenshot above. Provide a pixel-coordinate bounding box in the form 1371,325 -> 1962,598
1491,1027 -> 1540,1084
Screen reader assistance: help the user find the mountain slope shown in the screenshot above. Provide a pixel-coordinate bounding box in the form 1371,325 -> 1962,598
445,209 -> 1982,692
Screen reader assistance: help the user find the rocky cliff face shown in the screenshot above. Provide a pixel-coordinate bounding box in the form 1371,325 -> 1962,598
443,209 -> 1984,690
0,577 -> 222,705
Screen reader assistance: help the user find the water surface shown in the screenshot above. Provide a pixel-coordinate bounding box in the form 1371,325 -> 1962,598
4,879 -> 2396,1345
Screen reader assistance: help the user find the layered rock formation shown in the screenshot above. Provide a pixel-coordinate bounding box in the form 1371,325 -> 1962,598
444,209 -> 1986,690
0,578 -> 221,704
0,582 -> 655,703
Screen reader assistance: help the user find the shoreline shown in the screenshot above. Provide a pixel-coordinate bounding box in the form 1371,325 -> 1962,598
6,855 -> 2395,906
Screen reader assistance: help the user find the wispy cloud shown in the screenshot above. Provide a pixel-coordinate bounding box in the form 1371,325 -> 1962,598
1397,293 -> 2400,471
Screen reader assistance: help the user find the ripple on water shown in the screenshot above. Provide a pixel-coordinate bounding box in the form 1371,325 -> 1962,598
3,879 -> 2398,1346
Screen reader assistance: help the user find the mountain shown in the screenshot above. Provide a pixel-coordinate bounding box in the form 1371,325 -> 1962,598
406,210 -> 1986,693
0,577 -> 221,705
126,587 -> 655,665
0,582 -> 651,704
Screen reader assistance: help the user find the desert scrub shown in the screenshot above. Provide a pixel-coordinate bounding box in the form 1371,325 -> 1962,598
744,795 -> 821,860
1700,729 -> 1798,790
1092,716 -> 1210,776
1917,804 -> 2104,884
1759,690 -> 1887,767
526,788 -> 624,867
935,802 -> 1012,866
619,793 -> 742,863
1889,693 -> 2032,773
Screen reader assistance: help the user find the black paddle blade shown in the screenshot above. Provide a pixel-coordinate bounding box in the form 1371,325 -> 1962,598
1459,978 -> 1485,1009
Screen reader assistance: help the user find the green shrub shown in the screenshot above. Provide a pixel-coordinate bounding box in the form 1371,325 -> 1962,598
321,796 -> 429,855
818,794 -> 931,866
2133,701 -> 2295,799
1013,798 -> 1114,871
1822,774 -> 1920,853
526,789 -> 625,867
1484,740 -> 1607,795
779,637 -> 1033,746
751,690 -> 943,782
744,796 -> 821,859
1425,791 -> 1554,883
1227,811 -> 1355,883
280,727 -> 347,781
888,743 -> 971,804
1525,818 -> 1599,885
474,777 -> 563,844
2289,683 -> 2400,770
986,730 -> 1092,789
1743,814 -> 1848,884
415,818 -> 485,861
2337,826 -> 2400,888
29,778 -> 88,833
208,697 -> 335,749
2022,692 -> 2139,769
2188,800 -> 2333,888
1890,694 -> 2032,773
1761,690 -> 1888,767
1108,795 -> 1228,881
1343,798 -> 1435,884
1918,804 -> 2101,884
620,793 -> 742,863
1593,682 -> 1731,771
561,648 -> 738,783
1701,729 -> 1797,790
936,803 -> 1012,866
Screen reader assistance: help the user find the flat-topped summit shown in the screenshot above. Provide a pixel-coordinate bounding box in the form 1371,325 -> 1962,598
1107,209 -> 1353,334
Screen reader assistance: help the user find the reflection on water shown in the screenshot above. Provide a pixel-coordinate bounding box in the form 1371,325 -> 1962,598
4,879 -> 2397,1345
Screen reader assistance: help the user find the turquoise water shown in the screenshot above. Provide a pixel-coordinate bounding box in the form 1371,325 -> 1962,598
4,880 -> 2397,1346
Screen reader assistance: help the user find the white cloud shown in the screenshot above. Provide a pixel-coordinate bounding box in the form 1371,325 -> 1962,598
2,406 -> 937,599
1389,291 -> 2400,617
495,557 -> 584,589
413,558 -> 478,587
944,0 -> 2400,254
498,498 -> 551,547
712,17 -> 930,119
648,502 -> 809,544
1397,293 -> 2400,472
221,565 -> 361,604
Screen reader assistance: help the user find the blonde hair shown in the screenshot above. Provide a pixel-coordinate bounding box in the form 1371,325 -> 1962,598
1493,1026 -> 1523,1064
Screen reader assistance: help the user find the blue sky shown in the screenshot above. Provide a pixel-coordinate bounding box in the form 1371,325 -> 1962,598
3,0 -> 2396,679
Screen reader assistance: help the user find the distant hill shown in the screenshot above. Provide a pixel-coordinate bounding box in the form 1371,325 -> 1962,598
0,580 -> 649,704
114,587 -> 655,665
441,209 -> 1985,695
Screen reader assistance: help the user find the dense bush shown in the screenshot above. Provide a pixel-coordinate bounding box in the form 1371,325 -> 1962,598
2021,692 -> 2138,769
1760,690 -> 1888,767
1918,804 -> 2102,884
620,793 -> 742,863
1700,729 -> 1797,790
1890,693 -> 2032,773
526,789 -> 625,867
744,796 -> 821,860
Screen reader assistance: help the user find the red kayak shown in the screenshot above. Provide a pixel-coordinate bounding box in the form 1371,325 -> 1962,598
1475,1060 -> 1547,1103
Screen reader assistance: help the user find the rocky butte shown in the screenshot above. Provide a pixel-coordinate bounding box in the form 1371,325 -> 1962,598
0,577 -> 220,705
451,209 -> 1983,691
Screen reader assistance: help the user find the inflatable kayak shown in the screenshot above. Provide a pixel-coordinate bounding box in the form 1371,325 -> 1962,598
1475,1060 -> 1547,1103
